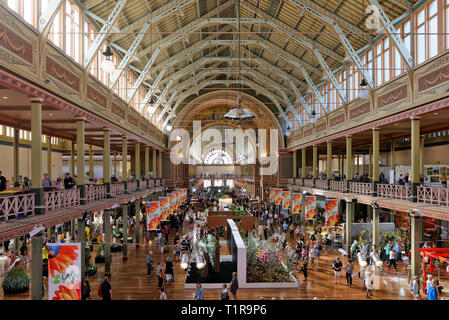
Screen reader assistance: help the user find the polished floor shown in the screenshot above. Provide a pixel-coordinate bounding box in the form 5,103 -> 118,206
0,220 -> 447,300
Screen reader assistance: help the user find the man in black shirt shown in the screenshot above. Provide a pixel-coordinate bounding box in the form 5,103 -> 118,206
0,171 -> 6,191
100,276 -> 112,300
63,173 -> 75,189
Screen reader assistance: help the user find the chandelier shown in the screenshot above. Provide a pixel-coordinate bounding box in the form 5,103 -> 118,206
224,0 -> 255,121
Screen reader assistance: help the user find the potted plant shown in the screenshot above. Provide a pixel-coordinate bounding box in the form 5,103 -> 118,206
2,265 -> 30,294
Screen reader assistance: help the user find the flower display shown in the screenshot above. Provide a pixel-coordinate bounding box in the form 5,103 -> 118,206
48,245 -> 79,278
52,284 -> 81,300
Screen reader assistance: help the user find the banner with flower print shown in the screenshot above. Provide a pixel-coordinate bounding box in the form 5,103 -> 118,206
146,201 -> 161,230
268,188 -> 276,203
325,199 -> 339,227
195,179 -> 203,189
274,188 -> 283,205
281,191 -> 291,210
169,192 -> 176,214
159,197 -> 170,221
48,243 -> 81,300
305,196 -> 317,220
292,193 -> 302,214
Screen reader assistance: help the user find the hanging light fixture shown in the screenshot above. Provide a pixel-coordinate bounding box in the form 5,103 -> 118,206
285,126 -> 291,136
359,78 -> 369,99
310,110 -> 317,123
224,0 -> 255,121
180,253 -> 189,269
166,119 -> 173,131
101,1 -> 115,74
195,253 -> 205,269
101,45 -> 115,73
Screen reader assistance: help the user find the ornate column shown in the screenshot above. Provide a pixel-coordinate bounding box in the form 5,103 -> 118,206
103,128 -> 111,197
369,146 -> 373,180
145,146 -> 150,180
293,150 -> 297,179
13,128 -> 19,184
326,141 -> 332,187
301,148 -> 306,181
135,200 -> 141,247
122,203 -> 128,260
88,145 -> 94,180
410,214 -> 422,278
135,142 -> 141,184
76,118 -> 86,204
312,145 -> 318,182
345,200 -> 354,253
420,135 -> 425,179
77,217 -> 86,281
158,150 -> 163,179
122,136 -> 128,190
47,135 -> 52,179
31,97 -> 44,214
31,236 -> 43,300
70,141 -> 75,177
372,128 -> 380,194
372,207 -> 380,249
410,117 -> 420,202
152,149 -> 157,178
345,136 -> 353,191
103,209 -> 111,275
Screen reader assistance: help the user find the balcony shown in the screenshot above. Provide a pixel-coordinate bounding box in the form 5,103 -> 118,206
140,180 -> 148,191
330,181 -> 346,192
315,179 -> 328,189
127,181 -> 138,193
0,192 -> 35,221
295,179 -> 303,186
417,186 -> 449,207
44,189 -> 80,212
349,182 -> 373,195
86,185 -> 107,202
377,184 -> 410,201
110,183 -> 125,197
304,179 -> 314,187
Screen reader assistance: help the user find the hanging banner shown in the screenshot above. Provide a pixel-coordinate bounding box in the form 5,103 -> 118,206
325,199 -> 339,227
175,190 -> 181,209
182,188 -> 187,203
195,179 -> 203,189
281,191 -> 291,210
234,179 -> 247,189
274,188 -> 283,205
268,188 -> 276,203
169,192 -> 176,214
146,201 -> 161,230
292,193 -> 302,214
305,196 -> 317,220
48,243 -> 81,300
159,197 -> 170,221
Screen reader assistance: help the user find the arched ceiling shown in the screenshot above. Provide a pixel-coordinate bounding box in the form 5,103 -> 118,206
81,0 -> 417,130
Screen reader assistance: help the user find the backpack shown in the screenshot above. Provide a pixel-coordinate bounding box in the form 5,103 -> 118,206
98,284 -> 103,297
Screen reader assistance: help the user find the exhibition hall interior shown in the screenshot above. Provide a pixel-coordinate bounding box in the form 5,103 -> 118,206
0,0 -> 448,301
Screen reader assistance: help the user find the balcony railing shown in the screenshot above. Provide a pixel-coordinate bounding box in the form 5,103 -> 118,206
377,184 -> 410,200
287,178 -> 294,185
330,181 -> 346,192
86,185 -> 107,203
110,183 -> 125,197
417,186 -> 449,207
315,179 -> 328,189
44,189 -> 80,212
304,179 -> 314,187
127,181 -> 138,193
349,182 -> 373,195
295,179 -> 303,186
0,193 -> 35,220
140,180 -> 147,190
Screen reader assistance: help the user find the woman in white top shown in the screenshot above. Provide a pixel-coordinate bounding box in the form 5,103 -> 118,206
365,266 -> 374,297
359,265 -> 366,288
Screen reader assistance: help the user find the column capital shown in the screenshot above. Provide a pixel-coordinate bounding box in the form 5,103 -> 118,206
372,127 -> 380,131
346,135 -> 352,138
410,116 -> 421,120
29,96 -> 44,103
103,127 -> 111,132
75,116 -> 86,122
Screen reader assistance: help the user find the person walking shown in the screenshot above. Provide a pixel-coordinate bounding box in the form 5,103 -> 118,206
365,266 -> 374,298
81,280 -> 90,300
332,256 -> 343,285
411,276 -> 420,300
165,257 -> 174,285
345,260 -> 354,287
289,224 -> 295,240
388,249 -> 397,271
159,287 -> 168,300
220,284 -> 229,300
360,265 -> 366,289
146,251 -> 153,277
100,276 -> 112,300
164,225 -> 169,242
195,283 -> 204,300
230,272 -> 239,300
19,241 -> 27,261
156,261 -> 163,289
301,257 -> 308,281
314,241 -> 322,265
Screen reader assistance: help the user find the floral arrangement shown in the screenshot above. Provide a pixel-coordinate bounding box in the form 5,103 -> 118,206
245,232 -> 296,283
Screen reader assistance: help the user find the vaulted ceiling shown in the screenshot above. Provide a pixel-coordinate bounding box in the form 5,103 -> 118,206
81,0 -> 416,129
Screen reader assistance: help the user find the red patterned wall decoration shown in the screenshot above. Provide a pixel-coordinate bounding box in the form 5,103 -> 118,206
303,128 -> 313,137
418,62 -> 449,92
87,85 -> 106,107
330,113 -> 345,127
0,22 -> 33,63
111,103 -> 125,119
46,57 -> 80,91
349,102 -> 370,120
315,121 -> 327,132
128,115 -> 138,127
377,84 -> 407,108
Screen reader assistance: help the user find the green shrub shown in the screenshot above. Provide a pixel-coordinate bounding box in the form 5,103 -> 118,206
2,266 -> 30,294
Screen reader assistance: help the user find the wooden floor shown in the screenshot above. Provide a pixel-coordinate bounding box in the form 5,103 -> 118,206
1,220 -> 448,300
